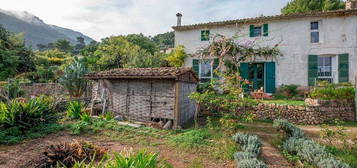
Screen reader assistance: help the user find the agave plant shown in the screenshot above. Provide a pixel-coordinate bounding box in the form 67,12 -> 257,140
59,57 -> 88,98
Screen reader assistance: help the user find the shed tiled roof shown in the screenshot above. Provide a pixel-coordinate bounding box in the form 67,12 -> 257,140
83,67 -> 198,82
173,9 -> 357,30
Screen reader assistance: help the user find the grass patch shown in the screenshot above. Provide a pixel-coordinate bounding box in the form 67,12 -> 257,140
168,128 -> 211,148
326,146 -> 357,168
260,99 -> 306,106
0,122 -> 64,145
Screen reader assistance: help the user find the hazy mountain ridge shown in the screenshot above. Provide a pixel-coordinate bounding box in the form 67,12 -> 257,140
0,9 -> 94,49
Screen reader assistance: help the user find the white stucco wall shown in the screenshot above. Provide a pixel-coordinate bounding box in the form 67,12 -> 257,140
175,15 -> 357,87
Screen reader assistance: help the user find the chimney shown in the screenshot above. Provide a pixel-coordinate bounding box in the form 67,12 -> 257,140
176,13 -> 182,26
346,0 -> 357,10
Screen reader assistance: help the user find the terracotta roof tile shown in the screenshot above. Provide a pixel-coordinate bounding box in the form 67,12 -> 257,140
83,67 -> 198,81
173,9 -> 357,30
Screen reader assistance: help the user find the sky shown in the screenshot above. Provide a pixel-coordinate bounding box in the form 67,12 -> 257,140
1,0 -> 291,41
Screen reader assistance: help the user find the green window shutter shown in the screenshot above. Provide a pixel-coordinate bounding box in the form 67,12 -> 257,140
240,63 -> 249,79
265,62 -> 276,93
192,59 -> 199,76
263,24 -> 269,36
338,53 -> 349,83
308,55 -> 318,86
213,58 -> 219,78
249,25 -> 255,37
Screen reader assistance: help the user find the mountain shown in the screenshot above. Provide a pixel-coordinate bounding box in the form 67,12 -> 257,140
0,9 -> 94,49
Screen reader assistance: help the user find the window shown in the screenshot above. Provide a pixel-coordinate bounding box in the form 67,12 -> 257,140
254,26 -> 262,37
317,56 -> 333,82
199,60 -> 213,83
311,21 -> 319,43
250,24 -> 268,37
201,30 -> 210,41
252,26 -> 262,37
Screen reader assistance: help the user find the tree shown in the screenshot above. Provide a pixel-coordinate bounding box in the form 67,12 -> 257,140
55,39 -> 73,53
0,25 -> 34,80
125,34 -> 158,54
152,31 -> 175,49
59,57 -> 88,98
73,37 -> 86,54
31,49 -> 72,82
165,45 -> 188,67
281,0 -> 345,14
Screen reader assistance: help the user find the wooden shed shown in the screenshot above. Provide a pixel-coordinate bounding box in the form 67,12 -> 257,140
83,67 -> 198,128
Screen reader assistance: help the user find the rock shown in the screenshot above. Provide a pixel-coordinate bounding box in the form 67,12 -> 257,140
114,115 -> 123,121
163,120 -> 173,130
158,121 -> 164,127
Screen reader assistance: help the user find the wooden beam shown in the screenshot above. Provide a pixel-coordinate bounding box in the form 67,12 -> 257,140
174,82 -> 181,128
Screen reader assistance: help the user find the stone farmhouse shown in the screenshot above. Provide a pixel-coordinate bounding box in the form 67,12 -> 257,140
173,0 -> 357,93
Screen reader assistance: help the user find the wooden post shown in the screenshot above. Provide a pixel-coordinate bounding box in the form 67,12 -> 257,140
174,82 -> 180,128
194,103 -> 200,128
355,75 -> 357,121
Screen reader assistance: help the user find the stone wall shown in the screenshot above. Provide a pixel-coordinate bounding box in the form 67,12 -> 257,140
21,83 -> 67,98
0,83 -> 92,98
247,99 -> 356,125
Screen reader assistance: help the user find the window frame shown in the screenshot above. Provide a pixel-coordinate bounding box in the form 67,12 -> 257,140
317,55 -> 333,83
310,21 -> 320,43
201,30 -> 210,41
253,26 -> 262,37
198,59 -> 214,83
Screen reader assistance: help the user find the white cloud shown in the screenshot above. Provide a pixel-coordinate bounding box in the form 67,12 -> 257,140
0,0 -> 290,40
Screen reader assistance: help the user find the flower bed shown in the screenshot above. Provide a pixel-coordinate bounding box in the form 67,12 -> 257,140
273,119 -> 350,168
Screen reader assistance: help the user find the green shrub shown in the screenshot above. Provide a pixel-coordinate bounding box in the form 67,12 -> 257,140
0,79 -> 25,100
275,119 -> 350,168
66,150 -> 172,168
80,112 -> 92,123
317,158 -> 350,168
274,84 -> 301,99
273,119 -> 305,138
309,83 -> 355,100
0,96 -> 56,131
234,152 -> 255,160
232,132 -> 267,167
282,137 -> 304,154
67,101 -> 85,119
233,132 -> 262,157
236,158 -> 268,168
0,96 -> 61,144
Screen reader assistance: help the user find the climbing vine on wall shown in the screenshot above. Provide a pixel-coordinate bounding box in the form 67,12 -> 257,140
196,34 -> 282,72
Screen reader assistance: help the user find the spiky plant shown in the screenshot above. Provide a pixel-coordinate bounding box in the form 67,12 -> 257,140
59,57 -> 88,98
43,140 -> 107,167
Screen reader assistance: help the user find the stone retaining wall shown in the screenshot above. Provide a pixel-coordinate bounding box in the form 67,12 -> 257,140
0,83 -> 92,98
247,99 -> 355,125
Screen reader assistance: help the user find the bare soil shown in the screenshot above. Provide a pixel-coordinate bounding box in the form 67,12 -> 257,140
0,131 -> 233,168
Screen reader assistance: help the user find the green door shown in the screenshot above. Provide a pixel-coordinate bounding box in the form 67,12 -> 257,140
249,63 -> 265,91
265,62 -> 276,93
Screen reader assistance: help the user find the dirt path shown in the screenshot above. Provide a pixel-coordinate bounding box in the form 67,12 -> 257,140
0,131 -> 233,168
261,142 -> 291,168
240,123 -> 292,168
